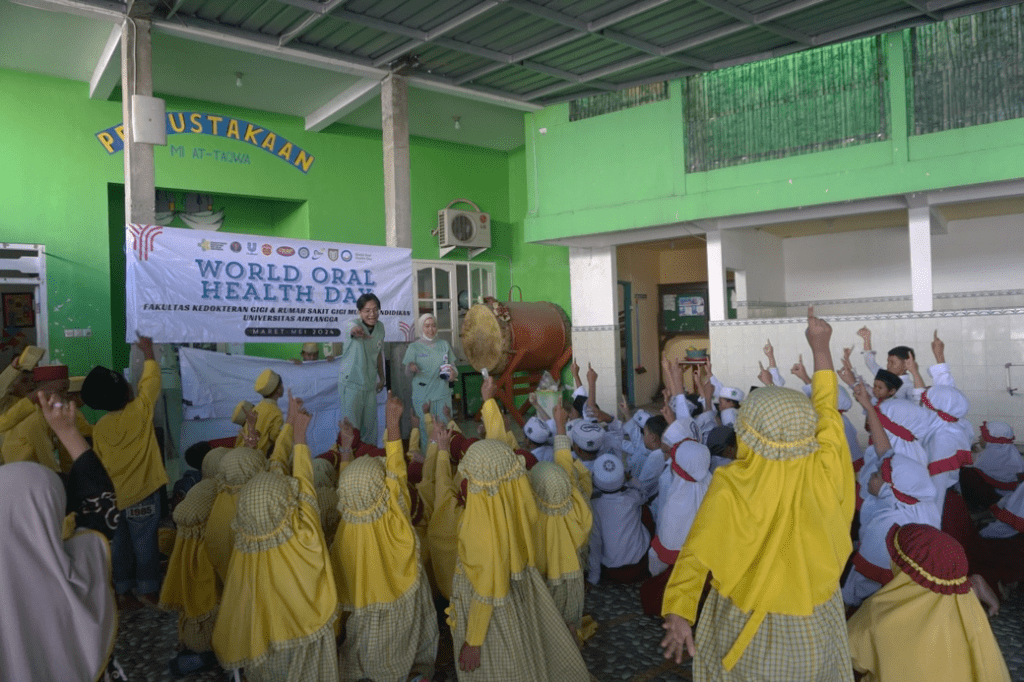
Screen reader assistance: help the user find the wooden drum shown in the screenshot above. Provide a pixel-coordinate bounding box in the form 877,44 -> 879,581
460,297 -> 571,374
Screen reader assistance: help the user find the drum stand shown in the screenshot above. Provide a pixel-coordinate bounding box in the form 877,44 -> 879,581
494,345 -> 574,427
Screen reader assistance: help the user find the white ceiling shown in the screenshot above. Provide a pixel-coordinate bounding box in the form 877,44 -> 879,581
0,0 -> 528,150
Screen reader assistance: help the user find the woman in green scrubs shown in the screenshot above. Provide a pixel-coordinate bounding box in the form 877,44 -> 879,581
403,313 -> 457,450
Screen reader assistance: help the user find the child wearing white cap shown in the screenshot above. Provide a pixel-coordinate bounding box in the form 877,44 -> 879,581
588,453 -> 651,586
523,415 -> 554,463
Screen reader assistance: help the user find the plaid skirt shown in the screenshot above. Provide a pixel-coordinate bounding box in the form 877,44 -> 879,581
693,587 -> 853,682
449,565 -> 589,682
339,567 -> 439,682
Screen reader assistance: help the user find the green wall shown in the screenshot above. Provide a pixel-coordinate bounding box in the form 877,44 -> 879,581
524,32 -> 1024,242
0,67 -> 566,374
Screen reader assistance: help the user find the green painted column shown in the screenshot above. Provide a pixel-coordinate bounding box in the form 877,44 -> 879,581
886,31 -> 909,166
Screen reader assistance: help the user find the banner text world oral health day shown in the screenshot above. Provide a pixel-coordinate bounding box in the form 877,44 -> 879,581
195,259 -> 376,304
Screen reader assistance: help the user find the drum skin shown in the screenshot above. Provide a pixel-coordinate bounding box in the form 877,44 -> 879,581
461,297 -> 571,374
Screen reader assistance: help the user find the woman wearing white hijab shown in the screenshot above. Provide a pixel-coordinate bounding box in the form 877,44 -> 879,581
403,313 -> 458,450
0,395 -> 120,681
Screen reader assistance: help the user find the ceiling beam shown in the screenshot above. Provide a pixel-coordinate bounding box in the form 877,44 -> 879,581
164,0 -> 186,19
371,1 -> 502,67
601,29 -> 714,69
305,77 -> 380,131
588,0 -> 675,31
9,0 -> 125,20
278,0 -> 349,46
89,22 -> 123,100
274,0 -> 334,14
813,8 -> 920,45
754,0 -> 834,23
151,13 -> 539,110
901,0 -> 942,20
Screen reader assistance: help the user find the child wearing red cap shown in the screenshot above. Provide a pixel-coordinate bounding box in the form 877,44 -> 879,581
0,363 -> 67,470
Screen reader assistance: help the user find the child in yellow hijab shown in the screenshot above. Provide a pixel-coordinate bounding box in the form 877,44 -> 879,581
203,444 -> 269,582
661,308 -> 856,680
159,477 -> 221,676
331,392 -> 438,682
212,392 -> 339,681
848,523 -> 1010,682
447,436 -> 590,680
528,460 -> 592,635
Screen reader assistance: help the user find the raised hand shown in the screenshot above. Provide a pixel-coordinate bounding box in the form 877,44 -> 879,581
932,330 -> 946,364
339,418 -> 355,450
853,380 -> 873,408
856,325 -> 872,351
763,339 -> 776,367
553,403 -> 568,434
586,362 -> 598,387
481,375 -> 496,403
758,361 -> 773,386
791,354 -> 810,384
244,408 -> 260,448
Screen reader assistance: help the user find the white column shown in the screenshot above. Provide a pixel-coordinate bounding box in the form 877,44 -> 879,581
381,73 -> 411,249
568,246 -> 621,413
122,17 -> 155,225
907,202 -> 934,312
705,228 -> 727,322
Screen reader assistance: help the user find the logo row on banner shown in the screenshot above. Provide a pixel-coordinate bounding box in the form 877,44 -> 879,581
125,225 -> 413,343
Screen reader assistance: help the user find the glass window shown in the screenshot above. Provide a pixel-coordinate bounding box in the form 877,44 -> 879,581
413,260 -> 496,362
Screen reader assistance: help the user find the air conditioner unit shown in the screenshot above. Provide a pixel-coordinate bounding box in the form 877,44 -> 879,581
436,199 -> 490,259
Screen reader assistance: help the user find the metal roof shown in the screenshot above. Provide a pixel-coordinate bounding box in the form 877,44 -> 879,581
12,0 -> 1022,110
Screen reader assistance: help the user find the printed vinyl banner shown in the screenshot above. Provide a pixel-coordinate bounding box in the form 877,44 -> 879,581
126,225 -> 413,343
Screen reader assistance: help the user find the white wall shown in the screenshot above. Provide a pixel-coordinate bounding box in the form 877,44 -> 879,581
724,228 -> 786,313
782,213 -> 1024,310
709,310 -> 1024,447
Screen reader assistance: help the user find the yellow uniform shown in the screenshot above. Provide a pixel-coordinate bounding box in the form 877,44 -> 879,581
427,447 -> 462,599
0,399 -> 58,471
92,360 -> 168,509
233,397 -> 282,455
159,479 -> 221,652
212,441 -> 338,681
528,461 -> 592,628
663,372 -> 855,677
446,439 -> 590,681
848,568 -> 1010,682
204,444 -> 269,582
331,437 -> 438,682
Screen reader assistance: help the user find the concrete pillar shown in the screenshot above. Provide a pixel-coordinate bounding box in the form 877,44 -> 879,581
121,17 -> 155,225
705,229 -> 727,322
568,246 -> 621,412
381,73 -> 412,249
908,200 -> 934,312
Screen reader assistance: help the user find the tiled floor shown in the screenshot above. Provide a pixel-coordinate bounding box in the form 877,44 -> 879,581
115,580 -> 1023,681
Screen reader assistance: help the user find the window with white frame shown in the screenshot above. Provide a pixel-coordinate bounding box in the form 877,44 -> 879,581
413,260 -> 496,362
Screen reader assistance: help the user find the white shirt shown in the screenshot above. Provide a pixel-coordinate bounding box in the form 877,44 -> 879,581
588,483 -> 651,583
530,443 -> 554,463
863,351 -> 915,401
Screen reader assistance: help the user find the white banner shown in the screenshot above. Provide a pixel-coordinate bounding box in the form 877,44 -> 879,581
125,225 -> 413,343
177,347 -> 349,454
